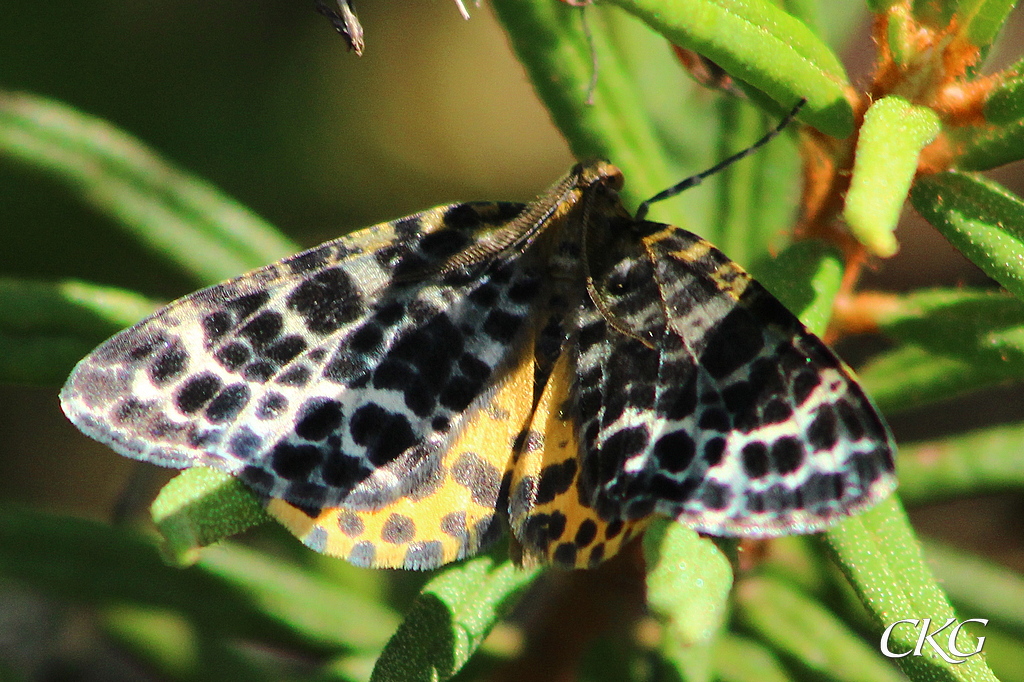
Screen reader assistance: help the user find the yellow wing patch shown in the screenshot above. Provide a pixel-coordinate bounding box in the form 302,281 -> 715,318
267,353 -> 535,569
509,352 -> 647,569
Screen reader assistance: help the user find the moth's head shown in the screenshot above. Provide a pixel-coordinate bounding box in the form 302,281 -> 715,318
574,159 -> 624,194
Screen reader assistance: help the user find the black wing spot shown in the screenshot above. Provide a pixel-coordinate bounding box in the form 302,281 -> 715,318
225,290 -> 270,320
322,451 -> 370,489
240,311 -> 283,348
215,342 -> 250,371
575,519 -> 598,547
835,398 -> 867,440
242,361 -> 276,383
151,345 -> 188,385
604,519 -> 624,539
653,431 -> 696,474
277,365 -> 312,387
442,204 -> 481,231
349,323 -> 384,354
202,311 -> 233,342
535,459 -> 577,505
419,227 -> 472,260
698,407 -> 729,432
337,511 -> 364,537
228,428 -> 262,458
762,399 -> 793,424
441,511 -> 468,537
792,368 -> 821,404
741,441 -> 770,478
205,383 -> 251,422
700,481 -> 731,510
265,335 -> 308,364
597,426 -> 650,485
807,407 -> 839,451
295,398 -> 344,441
577,319 -> 607,355
382,514 -> 415,544
271,441 -> 323,480
256,392 -> 288,420
700,309 -> 764,379
114,397 -> 153,425
703,437 -> 726,466
175,373 -> 221,414
553,542 -> 578,566
771,436 -> 805,475
286,245 -> 331,274
482,310 -> 523,343
287,267 -> 363,335
349,404 -> 417,466
452,452 -> 502,507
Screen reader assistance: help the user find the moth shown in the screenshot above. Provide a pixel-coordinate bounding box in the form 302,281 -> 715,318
62,133 -> 895,570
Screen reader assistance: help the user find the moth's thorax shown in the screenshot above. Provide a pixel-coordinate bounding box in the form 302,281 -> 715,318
539,160 -> 625,226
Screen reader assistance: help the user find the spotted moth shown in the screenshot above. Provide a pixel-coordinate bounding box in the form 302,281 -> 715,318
62,160 -> 895,569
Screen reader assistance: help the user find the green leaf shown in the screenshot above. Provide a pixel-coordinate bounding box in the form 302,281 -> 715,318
101,606 -> 202,680
912,0 -> 955,30
779,0 -> 823,40
370,554 -> 539,682
985,65 -> 1024,124
910,171 -> 1024,302
856,288 -> 1024,413
859,345 -> 1008,415
711,633 -> 794,682
885,10 -> 916,66
0,504 -> 396,654
758,535 -> 837,599
898,417 -> 1024,503
152,468 -> 270,565
735,575 -> 904,682
711,99 -> 802,267
644,520 -> 732,646
643,520 -> 732,681
979,628 -> 1024,682
0,91 -> 297,286
954,117 -> 1024,171
0,278 -> 154,384
812,0 -> 869,53
844,96 -> 941,257
956,0 -> 1017,48
102,604 -> 301,682
491,1 -> 806,256
603,0 -> 853,138
198,543 -> 400,653
867,0 -> 903,12
750,239 -> 844,336
490,0 -> 692,214
825,497 -> 1001,682
923,540 -> 1024,636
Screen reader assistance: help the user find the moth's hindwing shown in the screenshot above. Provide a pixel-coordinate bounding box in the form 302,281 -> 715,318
509,351 -> 649,569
